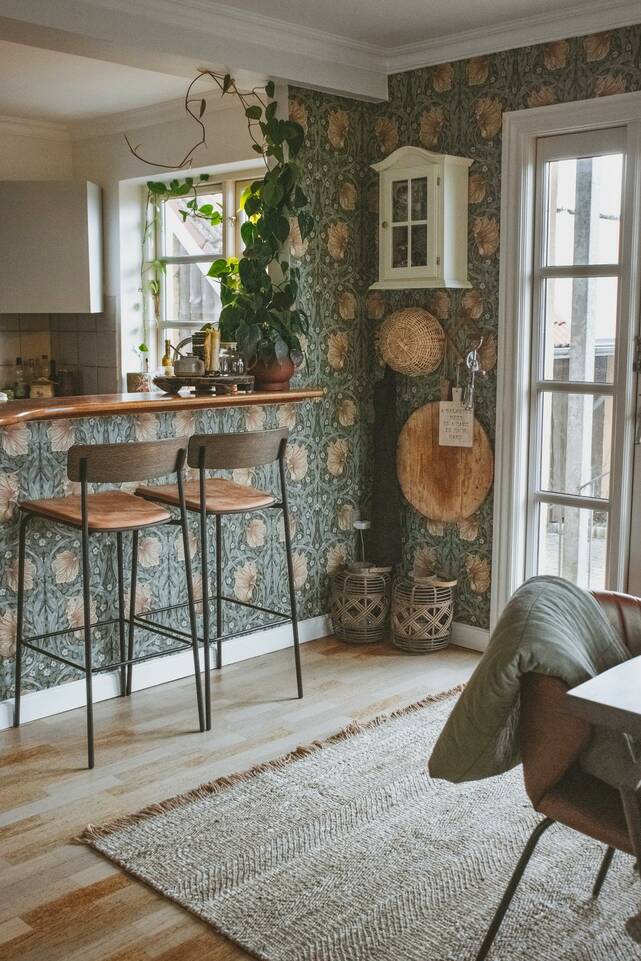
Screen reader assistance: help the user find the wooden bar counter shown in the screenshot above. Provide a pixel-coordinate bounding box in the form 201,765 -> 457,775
0,388 -> 324,427
0,386 -> 324,712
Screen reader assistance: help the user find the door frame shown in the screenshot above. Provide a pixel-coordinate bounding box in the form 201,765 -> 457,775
491,91 -> 641,629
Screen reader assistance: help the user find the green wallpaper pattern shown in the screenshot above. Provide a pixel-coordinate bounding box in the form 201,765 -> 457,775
1,27 -> 641,702
293,23 -> 641,630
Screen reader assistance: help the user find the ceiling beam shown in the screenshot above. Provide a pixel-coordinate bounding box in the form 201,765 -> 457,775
0,0 -> 389,101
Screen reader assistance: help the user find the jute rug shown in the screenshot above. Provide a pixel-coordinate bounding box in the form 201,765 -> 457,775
82,688 -> 641,960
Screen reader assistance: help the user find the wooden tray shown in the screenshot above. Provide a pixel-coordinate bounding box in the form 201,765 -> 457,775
153,375 -> 254,396
397,402 -> 493,523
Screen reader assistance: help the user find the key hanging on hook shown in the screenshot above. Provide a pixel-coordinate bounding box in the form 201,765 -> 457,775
464,338 -> 483,411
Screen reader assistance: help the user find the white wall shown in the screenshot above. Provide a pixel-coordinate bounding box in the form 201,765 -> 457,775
0,124 -> 73,180
71,100 -> 258,380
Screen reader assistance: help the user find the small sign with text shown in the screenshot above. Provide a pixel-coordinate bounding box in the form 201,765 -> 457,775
439,401 -> 474,448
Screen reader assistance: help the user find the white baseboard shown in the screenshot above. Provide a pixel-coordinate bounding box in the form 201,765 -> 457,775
451,621 -> 489,653
0,614 -> 487,730
0,615 -> 331,731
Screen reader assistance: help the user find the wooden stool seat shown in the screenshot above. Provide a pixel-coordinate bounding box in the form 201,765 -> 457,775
21,491 -> 172,531
136,478 -> 276,514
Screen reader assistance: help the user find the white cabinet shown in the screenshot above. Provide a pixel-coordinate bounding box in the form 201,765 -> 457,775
0,181 -> 103,313
371,146 -> 472,290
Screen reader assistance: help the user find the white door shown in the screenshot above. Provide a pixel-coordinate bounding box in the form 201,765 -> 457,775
526,124 -> 640,592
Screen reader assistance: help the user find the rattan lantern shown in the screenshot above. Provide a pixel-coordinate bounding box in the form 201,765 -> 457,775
391,575 -> 457,653
376,308 -> 445,376
330,564 -> 392,644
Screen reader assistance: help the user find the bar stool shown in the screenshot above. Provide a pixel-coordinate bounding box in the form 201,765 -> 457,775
12,437 -> 204,768
136,428 -> 303,729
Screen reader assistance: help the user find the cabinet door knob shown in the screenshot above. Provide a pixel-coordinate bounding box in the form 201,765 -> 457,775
381,220 -> 389,229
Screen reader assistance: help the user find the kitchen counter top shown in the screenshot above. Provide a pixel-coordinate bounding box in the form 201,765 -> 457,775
0,388 -> 325,427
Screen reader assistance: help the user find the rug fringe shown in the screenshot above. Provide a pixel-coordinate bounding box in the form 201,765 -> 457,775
79,683 -> 465,844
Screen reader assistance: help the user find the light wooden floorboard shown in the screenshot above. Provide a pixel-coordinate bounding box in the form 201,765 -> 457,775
0,636 -> 478,960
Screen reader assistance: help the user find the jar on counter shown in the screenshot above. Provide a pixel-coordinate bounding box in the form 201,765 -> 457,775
219,342 -> 245,376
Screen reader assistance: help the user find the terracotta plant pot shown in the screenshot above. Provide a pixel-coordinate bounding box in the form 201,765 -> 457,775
251,356 -> 296,392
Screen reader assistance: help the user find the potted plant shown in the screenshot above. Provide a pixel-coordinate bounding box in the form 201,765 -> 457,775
182,80 -> 313,390
125,74 -> 314,390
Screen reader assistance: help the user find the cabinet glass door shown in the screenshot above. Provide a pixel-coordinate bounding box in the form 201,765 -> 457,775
390,176 -> 429,271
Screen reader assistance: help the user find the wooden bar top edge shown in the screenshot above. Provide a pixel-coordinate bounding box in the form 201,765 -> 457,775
0,388 -> 325,427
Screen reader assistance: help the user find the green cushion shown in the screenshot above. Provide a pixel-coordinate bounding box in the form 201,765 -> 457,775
428,576 -> 628,783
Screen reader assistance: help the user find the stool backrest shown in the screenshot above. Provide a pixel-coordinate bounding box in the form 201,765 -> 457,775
67,437 -> 189,483
187,428 -> 288,470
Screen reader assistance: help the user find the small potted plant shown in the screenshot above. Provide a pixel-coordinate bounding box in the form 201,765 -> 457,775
126,343 -> 154,392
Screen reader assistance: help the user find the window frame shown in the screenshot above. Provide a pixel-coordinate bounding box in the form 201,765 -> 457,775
491,92 -> 641,632
525,127 -> 624,591
152,170 -> 260,356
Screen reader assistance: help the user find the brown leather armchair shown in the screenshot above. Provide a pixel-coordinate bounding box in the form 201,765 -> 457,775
476,590 -> 641,961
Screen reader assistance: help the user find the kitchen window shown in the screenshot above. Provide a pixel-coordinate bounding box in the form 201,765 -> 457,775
153,174 -> 255,355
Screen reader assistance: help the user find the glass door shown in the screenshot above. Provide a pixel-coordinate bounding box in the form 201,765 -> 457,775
526,127 -> 627,590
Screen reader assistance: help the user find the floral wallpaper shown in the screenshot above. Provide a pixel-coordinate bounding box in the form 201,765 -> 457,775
2,26 -> 641,701
295,22 -> 641,631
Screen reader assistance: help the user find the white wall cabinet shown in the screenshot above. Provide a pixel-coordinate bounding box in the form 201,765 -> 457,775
0,181 -> 103,313
371,146 -> 472,290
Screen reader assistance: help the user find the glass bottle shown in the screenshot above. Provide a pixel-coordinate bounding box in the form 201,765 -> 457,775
14,357 -> 27,399
160,339 -> 174,376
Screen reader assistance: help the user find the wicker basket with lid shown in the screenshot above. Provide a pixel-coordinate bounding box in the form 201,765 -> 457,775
330,564 -> 392,644
391,575 -> 457,653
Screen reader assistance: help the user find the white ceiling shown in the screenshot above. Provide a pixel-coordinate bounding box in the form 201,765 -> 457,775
0,0 -> 638,115
215,0 -> 610,49
0,39 -> 192,121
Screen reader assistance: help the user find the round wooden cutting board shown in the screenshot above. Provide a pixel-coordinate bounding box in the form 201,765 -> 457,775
397,402 -> 493,522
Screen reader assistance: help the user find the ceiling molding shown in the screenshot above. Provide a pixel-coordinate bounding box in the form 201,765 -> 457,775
79,0 -> 382,70
0,0 -> 639,105
69,89 -> 241,141
0,113 -> 70,141
386,0 -> 641,74
0,0 -> 388,101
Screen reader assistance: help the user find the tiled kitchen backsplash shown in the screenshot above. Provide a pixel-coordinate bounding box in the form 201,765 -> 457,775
0,296 -> 119,394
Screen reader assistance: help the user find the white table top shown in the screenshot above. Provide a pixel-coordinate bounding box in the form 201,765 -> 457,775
565,655 -> 641,738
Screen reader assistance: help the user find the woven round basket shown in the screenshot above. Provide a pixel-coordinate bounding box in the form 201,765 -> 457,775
330,565 -> 392,644
377,308 -> 445,376
391,575 -> 457,653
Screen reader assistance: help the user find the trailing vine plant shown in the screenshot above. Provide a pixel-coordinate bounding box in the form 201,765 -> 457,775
128,71 -> 313,369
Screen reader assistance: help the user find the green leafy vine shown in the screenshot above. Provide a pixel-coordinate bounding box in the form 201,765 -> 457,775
129,72 -> 314,369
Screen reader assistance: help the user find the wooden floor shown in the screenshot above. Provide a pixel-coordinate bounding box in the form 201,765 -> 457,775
0,637 -> 479,961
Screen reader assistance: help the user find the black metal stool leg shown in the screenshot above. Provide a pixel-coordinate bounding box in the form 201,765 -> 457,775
177,468 -> 205,733
215,514 -> 223,671
279,455 -> 303,699
592,845 -> 615,898
13,514 -> 29,728
475,818 -> 554,961
80,516 -> 95,769
116,532 -> 127,697
199,497 -> 212,730
126,530 -> 138,697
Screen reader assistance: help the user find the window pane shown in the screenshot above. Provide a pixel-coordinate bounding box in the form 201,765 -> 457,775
538,502 -> 608,590
542,276 -> 617,383
411,224 -> 427,267
540,391 -> 611,499
411,178 -> 427,221
545,154 -> 622,266
392,225 -> 408,267
163,190 -> 224,257
164,263 -> 221,326
392,180 -> 408,222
